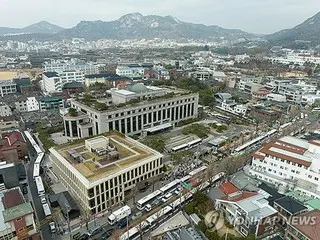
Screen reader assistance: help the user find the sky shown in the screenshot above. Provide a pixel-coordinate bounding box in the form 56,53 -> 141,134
0,0 -> 319,34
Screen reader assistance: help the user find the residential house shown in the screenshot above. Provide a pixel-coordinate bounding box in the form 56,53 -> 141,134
0,116 -> 19,131
0,131 -> 28,164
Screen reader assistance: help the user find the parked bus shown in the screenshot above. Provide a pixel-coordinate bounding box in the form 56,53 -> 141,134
214,114 -> 231,124
171,143 -> 189,152
159,179 -> 181,195
33,163 -> 40,179
42,203 -> 52,217
35,153 -> 44,165
145,206 -> 172,229
34,144 -> 43,155
24,131 -> 37,146
35,176 -> 45,196
136,190 -> 162,211
187,139 -> 202,149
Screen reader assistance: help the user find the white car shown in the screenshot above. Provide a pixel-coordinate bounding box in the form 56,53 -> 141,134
49,222 -> 56,233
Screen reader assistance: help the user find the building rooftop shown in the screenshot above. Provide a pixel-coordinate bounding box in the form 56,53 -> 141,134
2,202 -> 33,222
274,196 -> 307,215
43,72 -> 59,78
85,73 -> 130,81
288,210 -> 320,240
51,132 -> 162,184
39,97 -> 63,102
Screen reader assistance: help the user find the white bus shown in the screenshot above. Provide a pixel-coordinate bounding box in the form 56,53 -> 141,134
119,221 -> 148,240
34,144 -> 43,155
159,179 -> 181,195
189,166 -> 208,178
42,203 -> 52,217
171,143 -> 189,152
187,139 -> 202,149
145,206 -> 172,229
35,153 -> 44,165
35,176 -> 45,196
33,163 -> 40,179
24,131 -> 37,146
136,190 -> 162,211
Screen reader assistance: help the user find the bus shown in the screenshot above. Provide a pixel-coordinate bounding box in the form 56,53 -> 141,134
34,145 -> 43,155
35,176 -> 45,196
136,190 -> 162,211
171,143 -> 189,152
187,139 -> 202,149
33,163 -> 40,179
24,131 -> 37,146
159,179 -> 181,195
189,166 -> 208,179
119,221 -> 148,240
145,206 -> 172,229
42,203 -> 52,217
35,153 -> 44,165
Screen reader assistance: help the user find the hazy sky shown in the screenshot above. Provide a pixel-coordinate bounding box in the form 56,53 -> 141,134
0,0 -> 319,34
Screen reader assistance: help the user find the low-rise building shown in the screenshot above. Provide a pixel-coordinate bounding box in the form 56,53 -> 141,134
0,188 -> 38,240
285,210 -> 320,240
116,66 -> 145,79
0,116 -> 19,131
249,136 -> 320,199
85,73 -> 131,88
0,131 -> 28,164
50,133 -> 163,214
215,182 -> 277,237
250,106 -> 282,122
38,97 -> 64,111
0,103 -> 12,117
220,101 -> 247,116
0,80 -> 17,97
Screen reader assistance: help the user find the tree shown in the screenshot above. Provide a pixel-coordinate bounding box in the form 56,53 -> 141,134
197,220 -> 207,233
182,124 -> 211,138
68,108 -> 78,117
170,150 -> 193,165
141,135 -> 166,152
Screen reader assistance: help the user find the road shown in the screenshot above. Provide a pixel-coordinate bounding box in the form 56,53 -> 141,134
26,146 -> 55,240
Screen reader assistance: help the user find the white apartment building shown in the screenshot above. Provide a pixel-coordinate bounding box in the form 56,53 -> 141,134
63,87 -> 198,140
116,66 -> 145,78
0,80 -> 16,97
220,101 -> 247,116
43,59 -> 99,75
0,103 -> 12,117
50,134 -> 163,214
43,70 -> 84,93
15,97 -> 40,112
249,136 -> 320,199
237,76 -> 263,91
271,52 -> 320,66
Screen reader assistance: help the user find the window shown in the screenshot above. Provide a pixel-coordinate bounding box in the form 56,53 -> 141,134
315,177 -> 319,181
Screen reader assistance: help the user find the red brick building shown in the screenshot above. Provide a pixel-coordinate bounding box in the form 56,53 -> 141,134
0,131 -> 28,164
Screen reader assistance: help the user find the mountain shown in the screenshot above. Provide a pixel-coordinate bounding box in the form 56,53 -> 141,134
0,21 -> 64,36
58,13 -> 255,40
267,11 -> 320,44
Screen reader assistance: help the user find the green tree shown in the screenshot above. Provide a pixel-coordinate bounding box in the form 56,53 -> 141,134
142,135 -> 166,152
170,150 -> 194,164
68,107 -> 78,117
197,220 -> 207,233
205,230 -> 220,240
182,124 -> 211,138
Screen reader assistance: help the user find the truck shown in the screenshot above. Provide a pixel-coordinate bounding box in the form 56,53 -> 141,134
42,203 -> 52,217
107,205 -> 131,225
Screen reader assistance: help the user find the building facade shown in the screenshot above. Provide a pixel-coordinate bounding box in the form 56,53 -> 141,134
39,97 -> 64,111
63,92 -> 199,139
0,103 -> 12,117
0,116 -> 19,131
50,133 -> 163,214
249,136 -> 320,199
43,59 -> 99,75
0,80 -> 17,97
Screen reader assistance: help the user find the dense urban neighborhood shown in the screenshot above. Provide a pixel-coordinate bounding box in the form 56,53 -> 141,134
1,8 -> 320,240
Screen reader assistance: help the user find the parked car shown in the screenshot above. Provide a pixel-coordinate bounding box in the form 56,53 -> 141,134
101,228 -> 114,240
117,218 -> 128,229
88,227 -> 101,236
49,222 -> 56,233
76,233 -> 89,240
40,196 -> 46,204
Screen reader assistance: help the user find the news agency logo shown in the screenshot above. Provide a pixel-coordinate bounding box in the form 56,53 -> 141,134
210,213 -> 317,230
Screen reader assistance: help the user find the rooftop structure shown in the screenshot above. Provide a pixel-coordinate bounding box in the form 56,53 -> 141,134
50,132 -> 163,214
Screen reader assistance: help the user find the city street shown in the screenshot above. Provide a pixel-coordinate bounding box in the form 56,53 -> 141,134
26,146 -> 55,240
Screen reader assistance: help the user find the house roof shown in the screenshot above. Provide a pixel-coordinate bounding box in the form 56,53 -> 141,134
2,202 -> 33,222
219,182 -> 239,195
220,191 -> 257,202
259,183 -> 284,205
49,191 -> 79,217
2,189 -> 23,209
305,199 -> 320,210
274,196 -> 307,214
62,81 -> 83,89
289,210 -> 320,240
43,72 -> 59,78
1,131 -> 25,147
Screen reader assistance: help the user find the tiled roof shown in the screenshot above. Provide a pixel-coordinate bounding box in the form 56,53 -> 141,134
2,189 -> 23,209
219,182 -> 239,195
1,131 -> 25,147
3,202 -> 33,222
289,210 -> 320,240
220,192 -> 257,202
274,196 -> 307,214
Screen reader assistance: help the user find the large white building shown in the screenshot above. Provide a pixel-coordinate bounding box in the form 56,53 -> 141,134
62,85 -> 199,140
43,59 -> 99,75
50,133 -> 163,214
116,66 -> 145,78
249,136 -> 320,199
15,97 -> 40,112
42,70 -> 84,93
271,52 -> 320,66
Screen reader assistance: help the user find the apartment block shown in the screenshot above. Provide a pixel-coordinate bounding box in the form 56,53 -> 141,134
0,103 -> 12,117
0,80 -> 16,97
43,59 -> 99,75
50,133 -> 163,214
62,85 -> 199,140
249,136 -> 320,199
